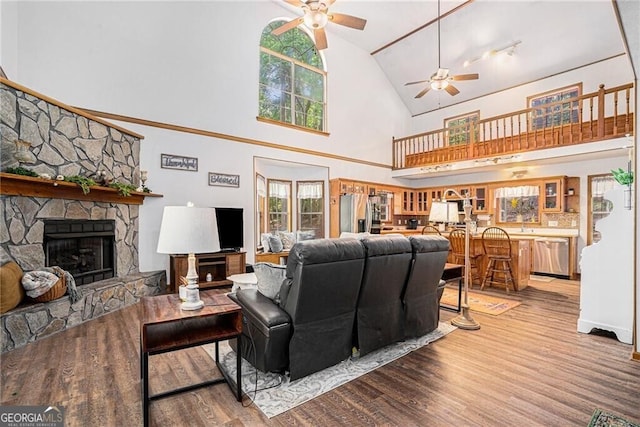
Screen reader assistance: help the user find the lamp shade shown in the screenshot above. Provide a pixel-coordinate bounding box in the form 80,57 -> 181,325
429,201 -> 449,223
157,206 -> 221,254
447,202 -> 460,222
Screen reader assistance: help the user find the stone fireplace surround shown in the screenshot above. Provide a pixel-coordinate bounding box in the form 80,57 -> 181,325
1,79 -> 165,353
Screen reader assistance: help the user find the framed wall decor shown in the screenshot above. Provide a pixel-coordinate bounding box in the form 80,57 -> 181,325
160,153 -> 198,171
208,172 -> 240,188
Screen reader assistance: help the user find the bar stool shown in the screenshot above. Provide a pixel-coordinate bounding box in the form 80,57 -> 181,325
481,227 -> 516,293
421,225 -> 442,235
448,229 -> 482,287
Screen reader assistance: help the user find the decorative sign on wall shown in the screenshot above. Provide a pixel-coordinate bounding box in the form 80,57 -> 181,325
160,154 -> 198,171
208,172 -> 240,188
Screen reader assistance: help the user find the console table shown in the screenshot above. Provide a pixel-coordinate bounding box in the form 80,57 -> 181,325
169,251 -> 246,292
140,291 -> 242,427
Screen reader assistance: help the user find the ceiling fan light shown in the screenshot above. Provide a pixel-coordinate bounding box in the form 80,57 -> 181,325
431,79 -> 449,91
304,10 -> 328,29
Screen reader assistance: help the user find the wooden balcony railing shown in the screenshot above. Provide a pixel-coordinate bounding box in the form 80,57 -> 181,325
392,83 -> 635,170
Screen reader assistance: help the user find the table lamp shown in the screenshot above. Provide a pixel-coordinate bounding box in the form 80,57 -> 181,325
430,201 -> 458,231
157,203 -> 220,310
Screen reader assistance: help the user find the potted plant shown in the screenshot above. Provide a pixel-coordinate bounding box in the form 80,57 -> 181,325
611,167 -> 634,209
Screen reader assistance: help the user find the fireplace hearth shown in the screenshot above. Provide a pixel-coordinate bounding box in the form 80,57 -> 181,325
44,219 -> 116,285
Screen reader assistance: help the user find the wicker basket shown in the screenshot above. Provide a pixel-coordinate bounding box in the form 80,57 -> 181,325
33,275 -> 67,303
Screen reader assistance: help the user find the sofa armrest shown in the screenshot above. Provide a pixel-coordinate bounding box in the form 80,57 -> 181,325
230,289 -> 290,336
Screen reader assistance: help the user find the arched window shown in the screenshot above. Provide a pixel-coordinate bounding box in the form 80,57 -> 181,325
258,20 -> 326,132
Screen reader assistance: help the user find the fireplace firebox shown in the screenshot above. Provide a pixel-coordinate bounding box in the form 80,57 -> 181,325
44,219 -> 116,285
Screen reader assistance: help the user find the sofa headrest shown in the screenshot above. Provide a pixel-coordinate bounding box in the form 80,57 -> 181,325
408,235 -> 450,253
287,238 -> 365,272
361,236 -> 412,257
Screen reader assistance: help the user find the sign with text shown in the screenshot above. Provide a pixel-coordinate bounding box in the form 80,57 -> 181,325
160,154 -> 198,171
208,172 -> 240,188
0,405 -> 65,427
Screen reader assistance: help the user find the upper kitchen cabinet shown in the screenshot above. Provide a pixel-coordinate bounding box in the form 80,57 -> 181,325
542,177 -> 564,212
416,190 -> 429,214
473,186 -> 488,213
402,190 -> 416,214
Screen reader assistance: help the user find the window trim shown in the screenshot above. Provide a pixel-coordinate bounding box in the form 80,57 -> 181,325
267,179 -> 292,232
296,180 -> 325,238
443,110 -> 480,146
258,33 -> 327,132
526,82 -> 583,131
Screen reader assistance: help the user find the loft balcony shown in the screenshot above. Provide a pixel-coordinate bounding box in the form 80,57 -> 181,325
392,83 -> 634,171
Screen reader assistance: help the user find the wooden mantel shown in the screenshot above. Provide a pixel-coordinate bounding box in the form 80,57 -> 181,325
0,173 -> 162,205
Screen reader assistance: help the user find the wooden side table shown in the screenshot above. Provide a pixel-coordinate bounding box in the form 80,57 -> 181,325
140,291 -> 242,427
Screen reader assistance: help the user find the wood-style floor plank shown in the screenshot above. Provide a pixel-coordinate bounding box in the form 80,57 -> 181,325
1,278 -> 639,426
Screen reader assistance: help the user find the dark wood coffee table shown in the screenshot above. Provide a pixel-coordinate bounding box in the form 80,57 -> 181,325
140,291 -> 242,427
440,263 -> 464,312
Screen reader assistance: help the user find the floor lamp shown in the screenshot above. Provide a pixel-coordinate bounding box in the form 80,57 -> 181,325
156,203 -> 220,310
442,189 -> 481,330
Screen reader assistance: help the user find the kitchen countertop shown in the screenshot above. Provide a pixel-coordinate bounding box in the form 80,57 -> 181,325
380,226 -> 579,238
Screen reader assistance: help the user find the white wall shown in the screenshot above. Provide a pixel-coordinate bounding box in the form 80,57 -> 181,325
0,1 -> 18,78
6,1 -> 411,274
408,55 -> 635,133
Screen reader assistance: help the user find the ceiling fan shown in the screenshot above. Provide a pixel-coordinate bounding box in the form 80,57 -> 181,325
271,0 -> 367,50
405,0 -> 478,99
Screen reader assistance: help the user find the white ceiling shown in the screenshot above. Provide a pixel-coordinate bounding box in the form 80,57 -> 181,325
275,0 -> 630,117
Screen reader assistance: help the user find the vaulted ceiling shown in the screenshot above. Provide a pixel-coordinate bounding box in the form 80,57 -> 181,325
275,0 -> 632,117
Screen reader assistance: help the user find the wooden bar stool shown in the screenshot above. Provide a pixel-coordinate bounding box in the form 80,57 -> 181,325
448,229 -> 482,287
480,227 -> 516,293
421,225 -> 442,235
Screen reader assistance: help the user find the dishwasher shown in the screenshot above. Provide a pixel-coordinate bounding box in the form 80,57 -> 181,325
533,237 -> 570,277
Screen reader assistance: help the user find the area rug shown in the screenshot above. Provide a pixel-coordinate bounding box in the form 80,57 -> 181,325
440,288 -> 521,315
203,322 -> 456,418
529,274 -> 555,282
588,408 -> 640,427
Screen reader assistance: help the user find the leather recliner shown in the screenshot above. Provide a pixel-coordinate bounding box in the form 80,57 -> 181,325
232,238 -> 365,381
356,236 -> 413,356
403,235 -> 450,338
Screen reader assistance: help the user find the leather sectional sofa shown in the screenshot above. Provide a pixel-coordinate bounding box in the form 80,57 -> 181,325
230,234 -> 450,381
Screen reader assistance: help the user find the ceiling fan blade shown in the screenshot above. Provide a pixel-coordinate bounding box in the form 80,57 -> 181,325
328,13 -> 367,30
445,84 -> 460,96
283,0 -> 305,7
405,79 -> 430,86
415,86 -> 431,99
271,17 -> 304,36
451,73 -> 479,81
315,28 -> 328,50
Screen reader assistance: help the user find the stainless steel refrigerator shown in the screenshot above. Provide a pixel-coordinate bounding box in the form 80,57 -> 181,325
340,194 -> 371,234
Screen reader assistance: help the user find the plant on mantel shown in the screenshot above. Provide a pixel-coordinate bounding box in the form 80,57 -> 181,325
4,167 -> 145,196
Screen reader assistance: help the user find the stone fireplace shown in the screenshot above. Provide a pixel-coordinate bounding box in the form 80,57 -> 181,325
43,219 -> 116,285
0,79 -> 165,353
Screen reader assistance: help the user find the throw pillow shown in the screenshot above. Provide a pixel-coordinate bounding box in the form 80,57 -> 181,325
0,261 -> 25,314
278,231 -> 296,250
253,262 -> 286,300
268,235 -> 284,253
260,233 -> 272,253
296,230 -> 316,242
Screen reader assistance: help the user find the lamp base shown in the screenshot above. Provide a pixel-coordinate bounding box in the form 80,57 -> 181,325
181,299 -> 205,311
451,306 -> 481,330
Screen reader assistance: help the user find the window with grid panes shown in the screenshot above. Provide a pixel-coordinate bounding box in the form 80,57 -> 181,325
528,83 -> 581,130
259,20 -> 326,132
444,111 -> 479,146
297,181 -> 324,238
267,180 -> 291,232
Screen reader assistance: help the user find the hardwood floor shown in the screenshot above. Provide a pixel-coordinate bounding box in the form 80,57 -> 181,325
2,278 -> 639,426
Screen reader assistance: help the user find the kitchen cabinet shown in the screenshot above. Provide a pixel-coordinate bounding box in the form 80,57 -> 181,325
393,191 -> 403,215
401,190 -> 416,214
416,190 -> 429,214
564,176 -> 580,213
542,178 -> 563,212
428,188 -> 443,211
473,186 -> 488,212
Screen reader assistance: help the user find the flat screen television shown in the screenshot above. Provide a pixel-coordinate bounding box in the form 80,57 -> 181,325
215,207 -> 244,252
